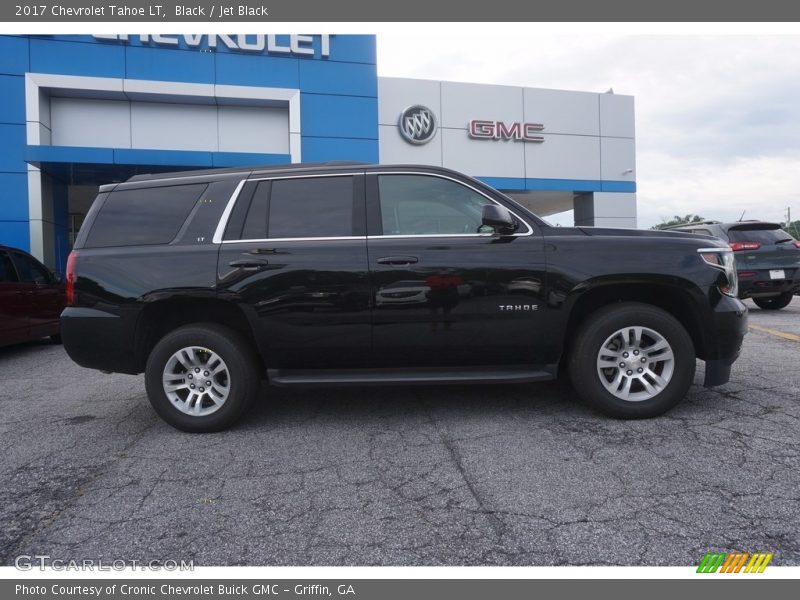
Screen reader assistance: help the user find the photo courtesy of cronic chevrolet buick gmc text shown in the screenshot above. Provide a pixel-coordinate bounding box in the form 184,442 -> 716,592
60,164 -> 748,432
667,221 -> 800,310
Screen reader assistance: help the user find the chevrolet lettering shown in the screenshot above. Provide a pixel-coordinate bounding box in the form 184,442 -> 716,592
61,163 -> 748,432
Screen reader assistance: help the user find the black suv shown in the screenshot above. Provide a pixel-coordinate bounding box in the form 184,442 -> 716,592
668,221 -> 800,310
61,164 -> 747,432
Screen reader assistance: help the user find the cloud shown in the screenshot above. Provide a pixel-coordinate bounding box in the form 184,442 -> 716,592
377,34 -> 800,227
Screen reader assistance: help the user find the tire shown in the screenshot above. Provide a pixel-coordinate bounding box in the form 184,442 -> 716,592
568,302 -> 695,419
144,323 -> 261,432
752,292 -> 793,310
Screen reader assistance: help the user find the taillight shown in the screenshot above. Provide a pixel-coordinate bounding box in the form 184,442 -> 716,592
738,271 -> 757,278
729,241 -> 761,251
65,251 -> 77,306
794,241 -> 800,249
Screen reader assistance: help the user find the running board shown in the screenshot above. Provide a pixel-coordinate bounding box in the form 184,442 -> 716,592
267,365 -> 556,386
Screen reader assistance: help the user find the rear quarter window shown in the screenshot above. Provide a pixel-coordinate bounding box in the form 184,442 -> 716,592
84,183 -> 207,248
727,227 -> 793,245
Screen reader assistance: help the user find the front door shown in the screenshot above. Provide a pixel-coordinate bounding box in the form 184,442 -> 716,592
216,172 -> 371,369
366,172 -> 548,368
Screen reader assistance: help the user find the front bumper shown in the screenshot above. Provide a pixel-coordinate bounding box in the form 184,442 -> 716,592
702,295 -> 748,387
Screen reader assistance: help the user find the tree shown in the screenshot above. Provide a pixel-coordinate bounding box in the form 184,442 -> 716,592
651,215 -> 706,230
785,220 -> 800,239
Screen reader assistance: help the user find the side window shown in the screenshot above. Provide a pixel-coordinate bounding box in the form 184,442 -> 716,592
84,183 -> 207,248
378,175 -> 494,235
0,251 -> 18,283
268,176 -> 354,239
11,253 -> 50,284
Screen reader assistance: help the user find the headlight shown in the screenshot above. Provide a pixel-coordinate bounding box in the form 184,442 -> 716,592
698,247 -> 738,297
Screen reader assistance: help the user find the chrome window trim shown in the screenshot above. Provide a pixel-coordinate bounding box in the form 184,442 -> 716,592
212,170 -> 535,244
370,170 -> 533,238
223,236 -> 367,244
211,179 -> 247,244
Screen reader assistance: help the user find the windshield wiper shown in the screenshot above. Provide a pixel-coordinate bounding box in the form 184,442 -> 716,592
775,238 -> 795,244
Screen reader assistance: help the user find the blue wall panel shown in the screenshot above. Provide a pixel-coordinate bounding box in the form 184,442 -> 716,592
29,38 -> 125,78
126,46 -> 215,84
0,124 -> 27,172
0,75 -> 25,124
299,60 -> 378,97
0,35 -> 29,75
0,173 -> 28,221
301,137 -> 378,163
300,94 -> 379,139
0,221 -> 30,251
214,53 -> 300,88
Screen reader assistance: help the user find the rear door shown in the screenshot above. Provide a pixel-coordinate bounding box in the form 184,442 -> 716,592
216,172 -> 372,369
0,250 -> 29,345
9,251 -> 64,338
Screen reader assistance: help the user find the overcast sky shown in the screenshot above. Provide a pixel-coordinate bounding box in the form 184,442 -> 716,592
376,34 -> 800,228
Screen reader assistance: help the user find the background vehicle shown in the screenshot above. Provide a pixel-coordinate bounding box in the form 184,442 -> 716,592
0,245 -> 65,347
668,221 -> 800,310
61,164 -> 747,432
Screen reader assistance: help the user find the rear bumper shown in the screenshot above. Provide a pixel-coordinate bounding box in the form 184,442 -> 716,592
702,295 -> 748,387
738,272 -> 800,298
60,307 -> 140,374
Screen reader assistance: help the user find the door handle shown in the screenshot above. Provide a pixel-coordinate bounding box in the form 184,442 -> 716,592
229,258 -> 269,270
376,256 -> 419,266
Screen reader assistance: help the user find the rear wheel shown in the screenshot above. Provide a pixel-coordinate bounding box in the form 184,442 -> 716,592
752,292 -> 793,310
568,302 -> 695,419
145,323 -> 260,432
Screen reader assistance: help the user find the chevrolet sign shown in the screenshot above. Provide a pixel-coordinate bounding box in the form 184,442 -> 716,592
92,34 -> 333,58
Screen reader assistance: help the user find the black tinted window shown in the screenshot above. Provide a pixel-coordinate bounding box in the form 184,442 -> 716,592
378,175 -> 493,235
0,252 -> 18,283
242,181 -> 270,240
11,253 -> 50,284
268,177 -> 354,238
84,184 -> 207,248
728,227 -> 794,245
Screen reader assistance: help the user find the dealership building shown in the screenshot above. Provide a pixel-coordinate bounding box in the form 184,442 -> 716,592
0,34 -> 636,272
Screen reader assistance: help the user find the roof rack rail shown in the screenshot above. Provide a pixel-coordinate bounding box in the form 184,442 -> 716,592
661,220 -> 721,230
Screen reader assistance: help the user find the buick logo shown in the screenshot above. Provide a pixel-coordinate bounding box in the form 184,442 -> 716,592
398,105 -> 437,145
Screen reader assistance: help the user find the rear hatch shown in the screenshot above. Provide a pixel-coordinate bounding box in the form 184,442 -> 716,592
726,222 -> 800,277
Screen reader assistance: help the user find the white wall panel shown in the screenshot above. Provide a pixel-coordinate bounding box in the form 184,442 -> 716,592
441,128 -> 525,178
524,88 -> 600,136
218,105 -> 289,153
600,137 -> 636,181
50,97 -> 131,148
600,93 -> 635,138
130,102 -> 217,151
379,124 -> 442,165
440,82 -> 523,130
524,134 -> 601,181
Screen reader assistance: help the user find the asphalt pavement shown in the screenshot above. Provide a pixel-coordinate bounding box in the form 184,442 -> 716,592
1,298 -> 798,566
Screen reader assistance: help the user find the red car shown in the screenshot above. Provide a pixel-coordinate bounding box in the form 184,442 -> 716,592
0,245 -> 65,347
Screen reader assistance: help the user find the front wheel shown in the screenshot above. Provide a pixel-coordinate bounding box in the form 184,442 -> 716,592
568,302 -> 695,419
145,323 -> 261,432
752,292 -> 793,310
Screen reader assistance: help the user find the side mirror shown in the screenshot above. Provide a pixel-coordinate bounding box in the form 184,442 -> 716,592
51,272 -> 63,284
482,204 -> 515,234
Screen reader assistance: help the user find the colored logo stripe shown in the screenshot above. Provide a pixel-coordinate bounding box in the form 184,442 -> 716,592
697,552 -> 773,573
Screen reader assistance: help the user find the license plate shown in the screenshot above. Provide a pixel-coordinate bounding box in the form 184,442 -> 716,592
769,269 -> 786,280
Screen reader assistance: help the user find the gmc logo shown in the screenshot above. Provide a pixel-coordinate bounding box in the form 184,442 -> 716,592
469,120 -> 545,143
